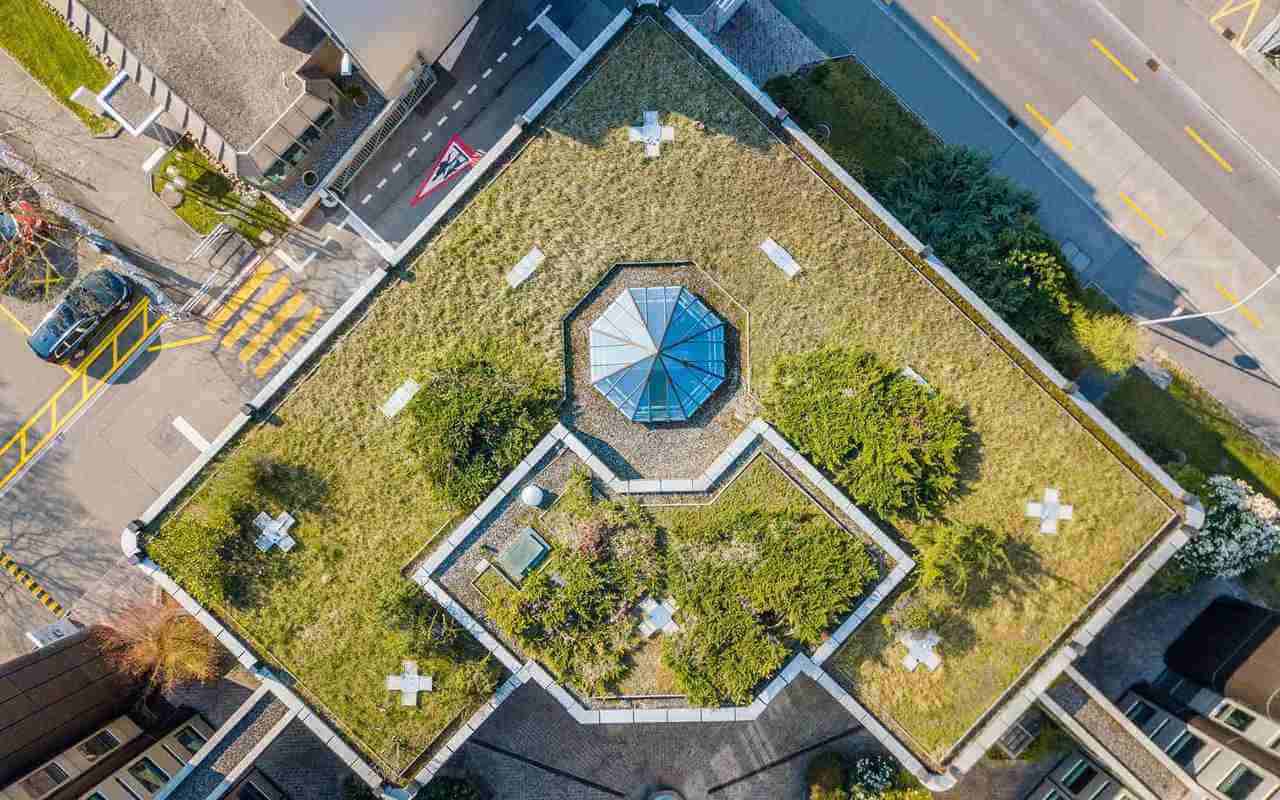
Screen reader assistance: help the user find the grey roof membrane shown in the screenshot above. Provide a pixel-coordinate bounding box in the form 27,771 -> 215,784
589,287 -> 726,423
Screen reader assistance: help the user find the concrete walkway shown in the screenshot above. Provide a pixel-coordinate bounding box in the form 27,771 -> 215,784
0,49 -> 204,302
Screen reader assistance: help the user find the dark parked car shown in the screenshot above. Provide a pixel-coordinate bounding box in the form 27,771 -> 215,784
28,269 -> 131,363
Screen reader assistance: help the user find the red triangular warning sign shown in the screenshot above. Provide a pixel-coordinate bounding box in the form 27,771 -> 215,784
410,134 -> 481,207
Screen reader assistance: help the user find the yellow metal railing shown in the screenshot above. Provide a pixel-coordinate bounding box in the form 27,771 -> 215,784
0,299 -> 165,491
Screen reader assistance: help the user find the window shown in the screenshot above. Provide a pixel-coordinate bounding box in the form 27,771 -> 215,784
1215,703 -> 1256,733
1218,764 -> 1264,800
114,777 -> 144,800
18,763 -> 68,797
86,794 -> 108,800
77,728 -> 120,762
172,724 -> 208,757
1125,700 -> 1157,728
1166,731 -> 1205,770
127,757 -> 169,793
1062,760 -> 1098,794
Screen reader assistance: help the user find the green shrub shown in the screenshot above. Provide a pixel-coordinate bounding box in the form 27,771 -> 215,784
406,338 -> 558,508
415,776 -> 484,800
1173,464 -> 1209,497
662,563 -> 789,705
807,751 -> 850,800
915,522 -> 1012,600
765,346 -> 970,518
739,512 -> 877,645
1058,305 -> 1140,376
848,754 -> 897,799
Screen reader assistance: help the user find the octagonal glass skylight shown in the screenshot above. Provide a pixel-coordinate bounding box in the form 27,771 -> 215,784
589,286 -> 726,422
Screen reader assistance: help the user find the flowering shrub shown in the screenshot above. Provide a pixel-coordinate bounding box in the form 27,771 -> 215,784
1175,475 -> 1280,579
849,754 -> 897,799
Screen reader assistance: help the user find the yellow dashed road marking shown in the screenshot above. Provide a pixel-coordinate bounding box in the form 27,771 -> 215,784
1215,281 -> 1265,329
0,552 -> 63,616
1025,103 -> 1075,151
1185,126 -> 1235,173
240,293 -> 305,364
1090,38 -> 1139,83
206,261 -> 275,333
931,16 -> 981,63
221,275 -> 291,349
255,305 -> 321,379
1118,192 -> 1168,238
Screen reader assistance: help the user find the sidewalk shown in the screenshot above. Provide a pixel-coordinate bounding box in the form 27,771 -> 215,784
766,0 -> 1280,452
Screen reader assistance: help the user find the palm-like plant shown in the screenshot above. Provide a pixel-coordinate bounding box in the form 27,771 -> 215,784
96,603 -> 220,695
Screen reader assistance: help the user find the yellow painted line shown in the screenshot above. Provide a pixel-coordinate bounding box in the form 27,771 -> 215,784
1025,103 -> 1075,151
255,305 -> 321,379
1215,281 -> 1265,329
148,333 -> 213,352
205,260 -> 275,333
0,303 -> 31,336
1090,38 -> 1139,83
0,552 -> 63,616
240,293 -> 305,364
1118,192 -> 1168,238
931,16 -> 981,63
1185,126 -> 1234,173
0,299 -> 164,493
1211,0 -> 1261,49
220,275 -> 291,350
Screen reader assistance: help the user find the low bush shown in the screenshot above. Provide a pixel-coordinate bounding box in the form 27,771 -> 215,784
765,346 -> 970,518
662,564 -> 789,705
148,506 -> 254,606
1058,303 -> 1140,376
666,510 -> 877,703
490,496 -> 660,694
807,751 -> 850,800
1175,475 -> 1280,579
914,522 -> 1012,600
848,754 -> 897,799
406,338 -> 559,508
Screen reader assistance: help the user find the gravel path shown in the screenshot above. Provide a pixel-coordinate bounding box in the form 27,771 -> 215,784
167,694 -> 287,800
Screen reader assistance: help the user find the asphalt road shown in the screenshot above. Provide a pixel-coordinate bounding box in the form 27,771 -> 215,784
776,0 -> 1280,450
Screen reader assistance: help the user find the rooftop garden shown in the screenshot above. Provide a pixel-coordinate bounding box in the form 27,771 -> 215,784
486,457 -> 879,705
0,0 -> 114,134
146,17 -> 1172,776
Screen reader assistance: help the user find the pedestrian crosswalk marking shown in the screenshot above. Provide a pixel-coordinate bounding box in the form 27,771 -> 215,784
221,275 -> 291,349
206,261 -> 274,333
255,306 -> 322,378
240,294 -> 305,364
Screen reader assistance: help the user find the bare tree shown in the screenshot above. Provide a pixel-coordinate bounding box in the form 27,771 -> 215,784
94,603 -> 220,695
0,168 -> 78,301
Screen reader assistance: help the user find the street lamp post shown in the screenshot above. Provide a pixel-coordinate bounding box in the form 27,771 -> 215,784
1138,266 -> 1280,327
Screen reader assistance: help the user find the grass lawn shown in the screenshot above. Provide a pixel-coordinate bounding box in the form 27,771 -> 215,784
151,139 -> 289,242
149,18 -> 1171,772
765,58 -> 936,189
0,0 -> 114,134
1102,364 -> 1280,605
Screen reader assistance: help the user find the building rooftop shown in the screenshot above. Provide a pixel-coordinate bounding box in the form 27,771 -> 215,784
1165,596 -> 1280,722
0,627 -> 139,786
77,0 -> 325,151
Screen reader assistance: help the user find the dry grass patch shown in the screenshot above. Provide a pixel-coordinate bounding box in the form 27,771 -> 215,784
151,18 -> 1171,772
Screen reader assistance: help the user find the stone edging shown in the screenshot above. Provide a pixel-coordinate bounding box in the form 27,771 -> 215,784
406,417 -> 917,786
